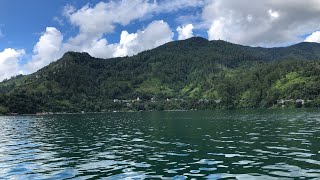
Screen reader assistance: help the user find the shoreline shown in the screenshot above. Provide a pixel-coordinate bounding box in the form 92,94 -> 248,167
1,107 -> 317,116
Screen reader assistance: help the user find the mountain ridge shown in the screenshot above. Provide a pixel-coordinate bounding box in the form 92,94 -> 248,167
50,37 -> 320,65
1,37 -> 320,114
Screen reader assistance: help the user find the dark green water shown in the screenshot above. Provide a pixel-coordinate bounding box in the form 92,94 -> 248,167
0,109 -> 320,179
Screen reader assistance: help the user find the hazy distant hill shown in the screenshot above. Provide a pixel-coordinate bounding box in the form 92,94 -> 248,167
1,37 -> 320,114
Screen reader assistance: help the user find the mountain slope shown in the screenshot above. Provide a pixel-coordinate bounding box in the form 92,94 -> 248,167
1,37 -> 320,114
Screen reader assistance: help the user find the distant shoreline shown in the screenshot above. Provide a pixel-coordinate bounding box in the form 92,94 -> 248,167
1,107 -> 315,116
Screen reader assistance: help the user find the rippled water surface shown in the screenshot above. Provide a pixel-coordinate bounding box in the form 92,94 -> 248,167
1,109 -> 320,179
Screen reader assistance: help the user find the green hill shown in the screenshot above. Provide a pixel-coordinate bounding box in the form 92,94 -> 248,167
1,37 -> 320,114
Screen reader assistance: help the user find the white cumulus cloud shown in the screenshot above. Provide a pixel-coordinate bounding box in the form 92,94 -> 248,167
26,27 -> 63,73
63,20 -> 173,59
0,48 -> 25,81
114,31 -> 139,57
61,0 -> 157,59
64,1 -> 156,36
61,0 -> 205,59
177,24 -> 194,40
80,38 -> 116,59
207,18 -> 225,41
203,0 -> 320,46
268,9 -> 280,19
114,20 -> 174,57
305,31 -> 320,43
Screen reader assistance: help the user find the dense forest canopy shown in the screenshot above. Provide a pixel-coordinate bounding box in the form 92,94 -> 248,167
1,37 -> 320,114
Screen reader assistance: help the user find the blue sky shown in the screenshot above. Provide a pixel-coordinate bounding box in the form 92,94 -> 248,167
0,0 -> 205,53
1,0 -> 320,81
0,0 -> 67,52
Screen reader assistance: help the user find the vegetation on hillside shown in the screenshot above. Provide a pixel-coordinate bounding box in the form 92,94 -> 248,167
1,37 -> 320,114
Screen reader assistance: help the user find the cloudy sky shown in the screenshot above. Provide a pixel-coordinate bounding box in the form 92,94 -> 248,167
1,0 -> 320,81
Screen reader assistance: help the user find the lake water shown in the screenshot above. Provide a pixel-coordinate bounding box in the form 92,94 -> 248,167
0,109 -> 320,179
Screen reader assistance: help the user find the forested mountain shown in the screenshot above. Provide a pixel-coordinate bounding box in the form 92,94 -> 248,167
1,37 -> 320,114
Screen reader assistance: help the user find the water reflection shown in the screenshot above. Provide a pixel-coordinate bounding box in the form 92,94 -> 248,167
0,109 -> 320,179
